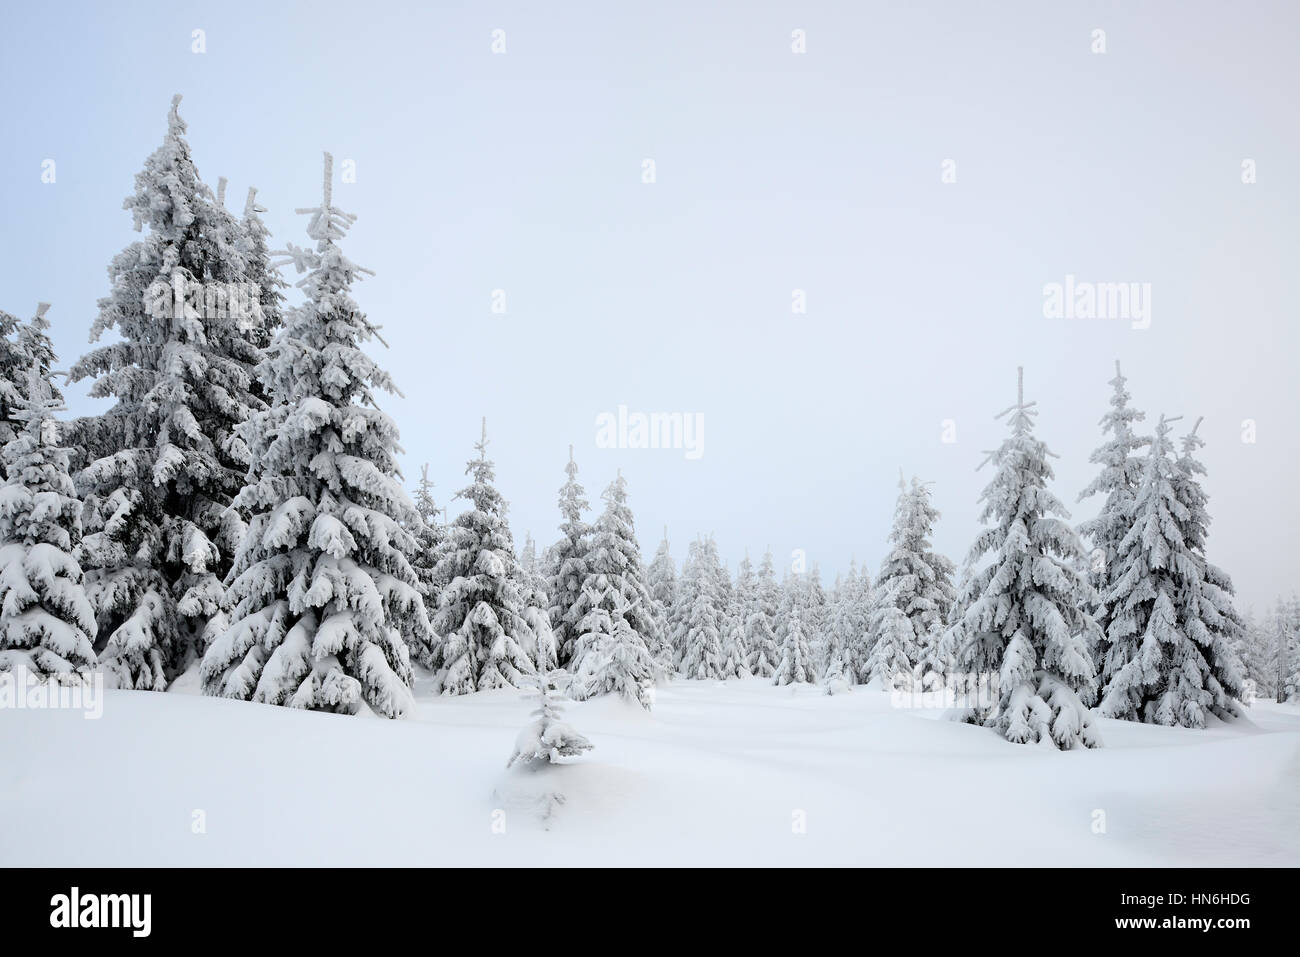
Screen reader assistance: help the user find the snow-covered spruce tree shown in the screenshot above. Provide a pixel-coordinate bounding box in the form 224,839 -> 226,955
427,419 -> 538,694
518,532 -> 557,673
1233,610 -> 1274,701
1077,361 -> 1149,652
821,649 -> 850,694
820,567 -> 849,686
744,548 -> 781,677
678,536 -> 728,680
0,304 -> 63,482
668,541 -> 695,672
507,668 -> 593,768
720,604 -> 749,679
1252,608 -> 1281,700
940,369 -> 1101,749
1264,601 -> 1285,701
14,305 -> 60,397
867,475 -> 957,690
0,309 -> 24,463
1171,419 -> 1247,714
839,561 -> 874,684
0,364 -> 97,680
211,174 -> 262,343
1261,603 -> 1281,700
1097,416 -> 1244,726
1172,419 -> 1249,699
821,562 -> 868,693
238,186 -> 286,353
569,472 -> 658,693
409,463 -> 444,626
773,604 -> 816,685
772,567 -> 797,651
804,563 -> 829,672
575,595 -> 657,708
1275,598 -> 1300,703
864,584 -> 916,691
645,528 -> 678,674
69,96 -> 267,689
200,154 -> 431,717
719,553 -> 753,678
519,532 -> 540,579
547,446 -> 590,668
1094,415 -> 1180,721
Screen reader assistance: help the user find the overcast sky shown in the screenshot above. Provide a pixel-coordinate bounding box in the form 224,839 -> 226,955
3,0 -> 1297,614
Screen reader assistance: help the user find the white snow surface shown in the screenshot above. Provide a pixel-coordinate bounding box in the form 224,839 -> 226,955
2,675 -> 1297,866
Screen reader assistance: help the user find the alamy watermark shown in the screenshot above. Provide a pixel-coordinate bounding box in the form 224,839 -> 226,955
144,273 -> 262,329
889,670 -> 999,710
595,405 -> 704,460
50,887 -> 151,937
1042,274 -> 1151,329
0,666 -> 104,719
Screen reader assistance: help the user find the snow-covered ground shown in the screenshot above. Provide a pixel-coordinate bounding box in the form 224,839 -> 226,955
2,677 -> 1297,867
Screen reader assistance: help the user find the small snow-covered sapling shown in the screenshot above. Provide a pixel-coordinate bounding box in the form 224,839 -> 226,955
506,669 -> 593,768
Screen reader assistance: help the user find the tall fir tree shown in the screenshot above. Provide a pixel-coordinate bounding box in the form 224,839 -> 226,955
1273,597 -> 1300,703
200,153 -> 430,717
868,475 -> 956,688
69,95 -> 267,689
430,419 -> 537,694
547,446 -> 590,668
1171,419 -> 1248,705
1097,416 -> 1245,726
773,566 -> 799,642
645,528 -> 678,674
719,553 -> 753,678
821,561 -> 869,691
669,540 -> 698,672
1077,361 -> 1149,656
837,560 -> 873,684
773,604 -> 815,685
744,548 -> 781,677
677,536 -> 727,680
1235,610 -> 1276,700
0,363 -> 97,680
940,369 -> 1101,749
13,305 -> 60,398
408,462 -> 444,656
576,595 -> 657,708
803,562 -> 829,673
0,304 -> 63,483
569,472 -> 658,699
864,589 -> 914,691
517,532 -> 557,673
0,309 -> 25,465
238,186 -> 287,353
519,532 -> 539,577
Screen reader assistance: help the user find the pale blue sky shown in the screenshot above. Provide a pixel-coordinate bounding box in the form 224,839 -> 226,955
2,1 -> 1297,612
